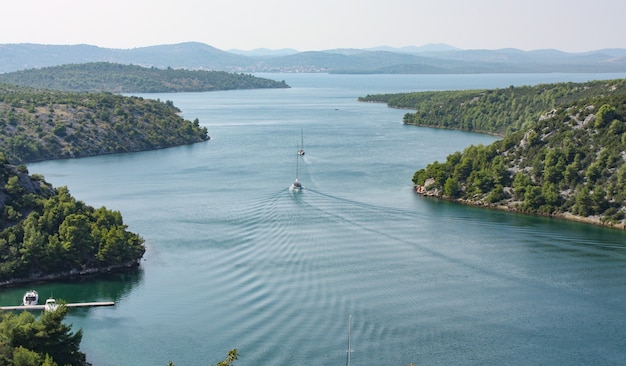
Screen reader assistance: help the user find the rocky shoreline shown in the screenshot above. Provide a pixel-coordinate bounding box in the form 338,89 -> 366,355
414,185 -> 626,232
0,260 -> 141,288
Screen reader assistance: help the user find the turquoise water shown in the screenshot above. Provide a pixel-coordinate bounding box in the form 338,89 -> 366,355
6,73 -> 626,365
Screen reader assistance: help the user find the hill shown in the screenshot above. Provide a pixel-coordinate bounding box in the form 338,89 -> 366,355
1,42 -> 625,74
0,62 -> 290,93
0,83 -> 209,163
360,79 -> 626,135
408,86 -> 626,229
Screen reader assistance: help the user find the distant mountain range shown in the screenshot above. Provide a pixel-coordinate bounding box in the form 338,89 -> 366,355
1,42 -> 626,74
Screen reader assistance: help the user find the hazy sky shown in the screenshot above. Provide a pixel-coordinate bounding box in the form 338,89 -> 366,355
2,0 -> 625,52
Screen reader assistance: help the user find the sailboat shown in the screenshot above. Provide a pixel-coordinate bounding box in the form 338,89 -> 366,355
297,129 -> 305,156
346,314 -> 354,366
289,150 -> 302,192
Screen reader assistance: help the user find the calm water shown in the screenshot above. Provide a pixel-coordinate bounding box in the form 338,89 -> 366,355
5,73 -> 626,365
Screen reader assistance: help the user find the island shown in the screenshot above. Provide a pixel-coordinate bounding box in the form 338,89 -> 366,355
0,62 -> 290,93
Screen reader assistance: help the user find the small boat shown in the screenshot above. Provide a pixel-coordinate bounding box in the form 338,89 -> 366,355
290,178 -> 302,192
44,298 -> 58,312
22,290 -> 38,306
289,151 -> 302,192
297,129 -> 305,156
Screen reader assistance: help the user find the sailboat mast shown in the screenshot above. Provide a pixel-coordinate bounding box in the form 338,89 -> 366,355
346,314 -> 352,366
298,129 -> 305,156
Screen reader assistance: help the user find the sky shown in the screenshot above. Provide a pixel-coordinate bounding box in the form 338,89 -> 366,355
2,0 -> 625,53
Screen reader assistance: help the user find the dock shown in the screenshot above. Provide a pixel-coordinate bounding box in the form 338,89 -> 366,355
0,301 -> 115,311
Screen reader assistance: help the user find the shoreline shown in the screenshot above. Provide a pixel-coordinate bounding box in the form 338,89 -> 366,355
414,185 -> 626,232
0,261 -> 141,288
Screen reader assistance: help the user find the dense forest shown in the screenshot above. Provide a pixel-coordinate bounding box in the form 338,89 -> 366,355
0,83 -> 209,163
411,91 -> 626,228
359,78 -> 626,135
0,157 -> 145,282
0,62 -> 290,93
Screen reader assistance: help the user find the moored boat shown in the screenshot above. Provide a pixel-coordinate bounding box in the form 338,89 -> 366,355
22,290 -> 38,306
44,298 -> 59,312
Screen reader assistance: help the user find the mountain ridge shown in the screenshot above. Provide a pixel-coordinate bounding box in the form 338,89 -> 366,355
1,42 -> 625,74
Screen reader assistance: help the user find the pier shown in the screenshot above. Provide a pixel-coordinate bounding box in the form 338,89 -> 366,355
0,301 -> 114,311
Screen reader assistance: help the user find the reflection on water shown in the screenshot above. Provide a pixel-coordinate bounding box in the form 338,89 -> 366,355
0,269 -> 143,315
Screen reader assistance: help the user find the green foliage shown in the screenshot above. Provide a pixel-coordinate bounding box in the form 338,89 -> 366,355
595,104 -> 616,128
0,306 -> 88,366
0,83 -> 210,163
0,62 -> 290,93
411,89 -> 626,225
0,163 -> 145,281
360,79 -> 626,135
443,177 -> 461,198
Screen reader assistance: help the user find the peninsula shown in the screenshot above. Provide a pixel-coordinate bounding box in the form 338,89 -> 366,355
0,83 -> 209,163
362,78 -> 626,230
0,158 -> 146,285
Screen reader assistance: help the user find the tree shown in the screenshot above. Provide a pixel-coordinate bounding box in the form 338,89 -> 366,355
58,213 -> 95,267
443,177 -> 461,198
595,104 -> 616,129
216,349 -> 239,366
0,306 -> 87,366
574,186 -> 592,216
35,306 -> 86,366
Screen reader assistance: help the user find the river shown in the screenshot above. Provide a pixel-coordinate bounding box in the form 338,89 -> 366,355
3,72 -> 626,365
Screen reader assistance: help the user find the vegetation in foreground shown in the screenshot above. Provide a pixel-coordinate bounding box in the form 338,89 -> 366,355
0,83 -> 209,163
167,349 -> 239,366
0,305 -> 237,366
0,305 -> 88,366
0,62 -> 289,93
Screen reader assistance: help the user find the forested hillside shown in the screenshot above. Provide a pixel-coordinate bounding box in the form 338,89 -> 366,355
0,62 -> 289,93
0,83 -> 209,163
0,156 -> 145,283
360,78 -> 626,135
411,92 -> 626,228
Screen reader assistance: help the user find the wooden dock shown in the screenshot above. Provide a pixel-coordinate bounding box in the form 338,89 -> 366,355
0,301 -> 114,311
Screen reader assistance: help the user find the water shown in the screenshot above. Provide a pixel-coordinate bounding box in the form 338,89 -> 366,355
4,73 -> 626,365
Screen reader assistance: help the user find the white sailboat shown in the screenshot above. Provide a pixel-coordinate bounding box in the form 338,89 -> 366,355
289,151 -> 302,192
297,129 -> 305,156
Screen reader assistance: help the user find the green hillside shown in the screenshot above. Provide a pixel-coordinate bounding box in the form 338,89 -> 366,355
0,62 -> 289,93
0,83 -> 209,163
360,78 -> 626,135
411,92 -> 626,228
